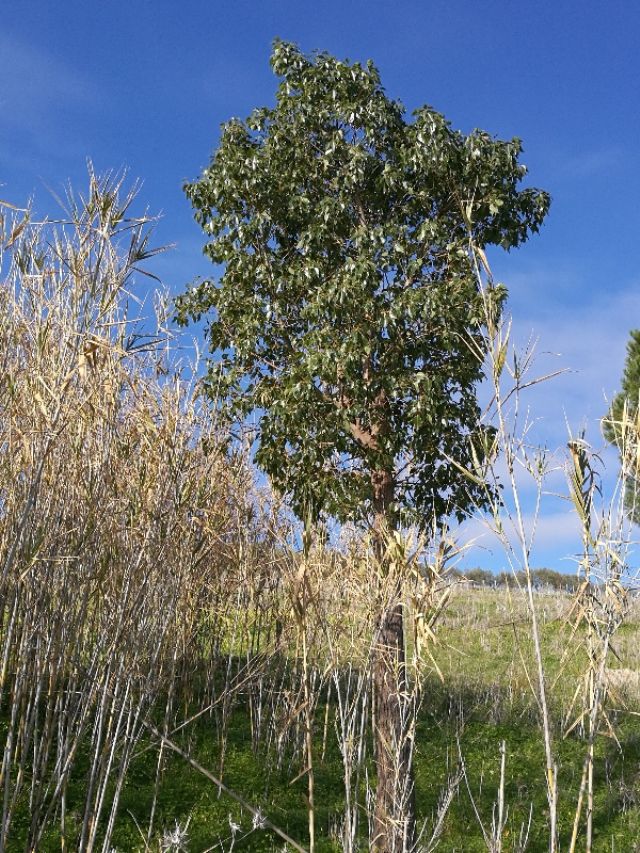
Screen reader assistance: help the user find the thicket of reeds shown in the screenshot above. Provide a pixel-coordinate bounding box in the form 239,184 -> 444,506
0,172 -> 639,852
0,171 -> 267,850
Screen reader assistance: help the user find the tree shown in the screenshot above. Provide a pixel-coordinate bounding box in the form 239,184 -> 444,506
603,330 -> 640,521
177,40 -> 549,851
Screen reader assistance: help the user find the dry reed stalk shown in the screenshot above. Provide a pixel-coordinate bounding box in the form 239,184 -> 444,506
462,237 -> 639,853
0,170 -> 257,850
563,437 -> 632,853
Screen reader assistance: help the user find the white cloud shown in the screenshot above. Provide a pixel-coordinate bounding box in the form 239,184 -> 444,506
458,507 -> 584,572
495,274 -> 640,451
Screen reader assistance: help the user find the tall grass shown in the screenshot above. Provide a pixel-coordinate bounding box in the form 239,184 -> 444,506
1,171 -> 640,851
466,239 -> 640,853
0,171 -> 255,851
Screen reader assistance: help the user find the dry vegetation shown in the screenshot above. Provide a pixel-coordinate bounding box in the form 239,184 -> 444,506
0,173 -> 639,851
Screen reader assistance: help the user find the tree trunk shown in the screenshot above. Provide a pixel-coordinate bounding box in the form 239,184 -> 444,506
371,470 -> 416,852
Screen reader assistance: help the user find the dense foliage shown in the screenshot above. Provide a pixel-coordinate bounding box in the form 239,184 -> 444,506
177,40 -> 550,530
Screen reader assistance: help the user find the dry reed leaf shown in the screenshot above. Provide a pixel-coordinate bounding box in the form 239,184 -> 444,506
4,219 -> 27,249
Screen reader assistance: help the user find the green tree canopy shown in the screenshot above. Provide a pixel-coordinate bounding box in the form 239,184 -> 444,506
176,39 -> 549,533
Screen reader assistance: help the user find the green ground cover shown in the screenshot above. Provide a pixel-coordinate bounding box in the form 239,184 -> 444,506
10,588 -> 640,852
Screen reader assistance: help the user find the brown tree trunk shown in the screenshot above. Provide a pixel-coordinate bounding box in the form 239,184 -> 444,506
371,470 -> 416,852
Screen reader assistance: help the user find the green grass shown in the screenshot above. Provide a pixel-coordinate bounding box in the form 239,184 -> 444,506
24,684 -> 640,851
8,587 -> 640,851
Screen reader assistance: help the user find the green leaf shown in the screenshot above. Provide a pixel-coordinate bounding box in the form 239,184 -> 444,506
177,40 -> 549,531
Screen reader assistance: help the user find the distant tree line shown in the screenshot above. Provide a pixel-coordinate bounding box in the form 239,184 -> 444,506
457,567 -> 579,591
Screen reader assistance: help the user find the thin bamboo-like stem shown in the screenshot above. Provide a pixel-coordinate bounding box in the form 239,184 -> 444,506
145,722 -> 309,853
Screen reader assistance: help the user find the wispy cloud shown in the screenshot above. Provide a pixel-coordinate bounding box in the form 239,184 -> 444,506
458,507 -> 585,572
500,273 -> 640,447
563,146 -> 625,179
539,144 -> 626,184
463,269 -> 638,570
0,31 -> 102,182
0,32 -> 96,129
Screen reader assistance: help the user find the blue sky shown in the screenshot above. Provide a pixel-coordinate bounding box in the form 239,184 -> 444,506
2,0 -> 639,572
